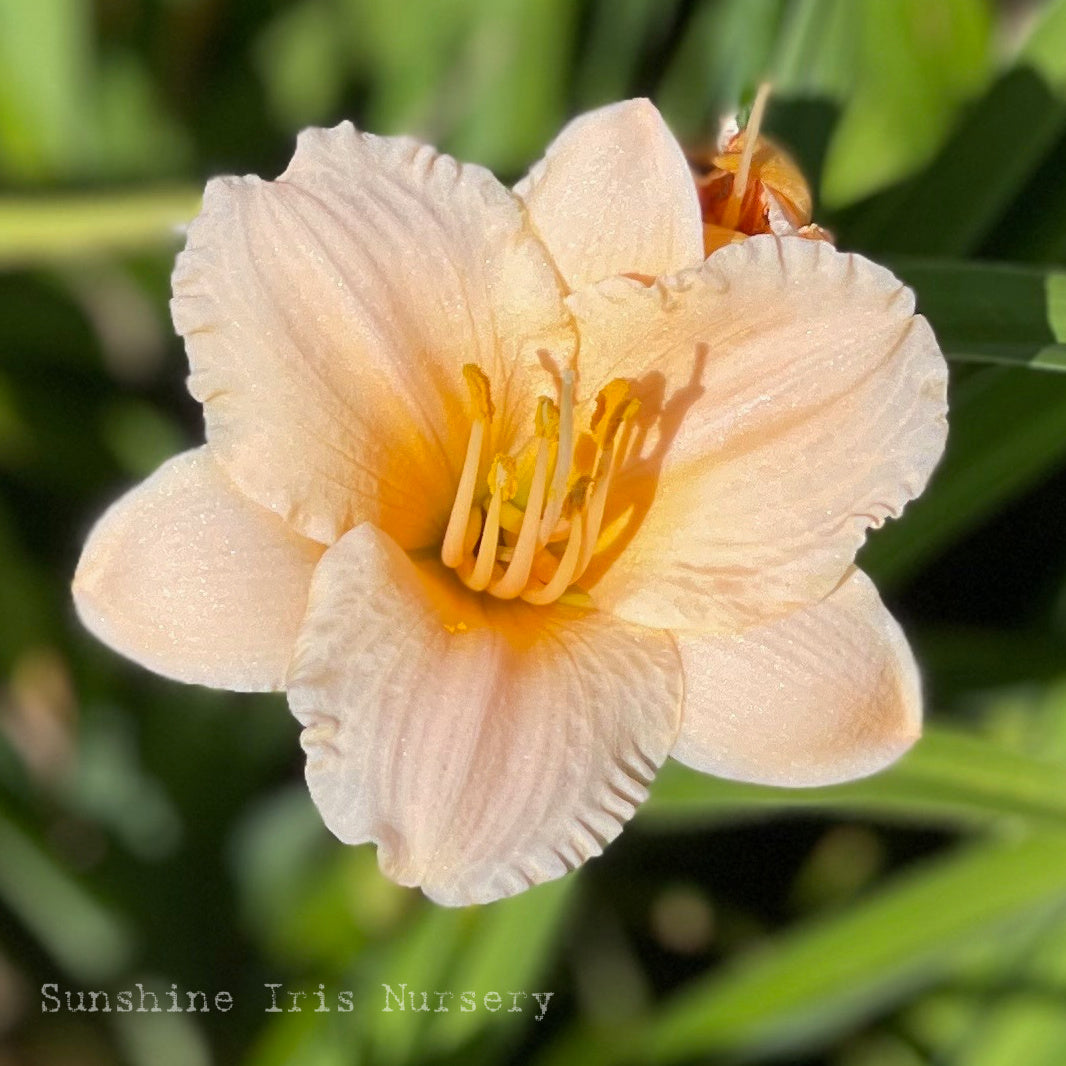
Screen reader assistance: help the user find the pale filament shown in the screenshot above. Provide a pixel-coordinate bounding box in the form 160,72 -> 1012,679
465,454 -> 514,591
441,365 -> 493,568
441,364 -> 638,606
521,512 -> 583,606
576,455 -> 615,579
538,370 -> 574,543
441,419 -> 485,568
489,416 -> 552,599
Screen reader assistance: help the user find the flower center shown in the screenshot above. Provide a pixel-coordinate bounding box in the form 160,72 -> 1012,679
441,365 -> 639,606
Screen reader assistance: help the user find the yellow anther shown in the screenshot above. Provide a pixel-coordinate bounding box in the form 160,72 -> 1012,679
591,379 -> 637,450
463,363 -> 494,421
562,475 -> 592,520
535,396 -> 560,440
487,453 -> 517,501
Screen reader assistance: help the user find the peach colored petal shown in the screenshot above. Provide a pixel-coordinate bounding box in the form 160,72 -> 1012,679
286,523 -> 682,906
568,235 -> 948,631
672,569 -> 921,786
73,448 -> 323,691
173,123 -> 575,549
514,99 -> 703,290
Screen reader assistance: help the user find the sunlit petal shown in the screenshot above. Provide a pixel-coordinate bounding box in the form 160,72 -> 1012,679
568,235 -> 948,631
173,122 -> 575,548
73,448 -> 323,691
287,523 -> 682,906
515,99 -> 703,290
673,569 -> 921,786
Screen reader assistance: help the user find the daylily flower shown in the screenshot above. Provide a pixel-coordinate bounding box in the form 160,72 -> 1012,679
73,99 -> 948,906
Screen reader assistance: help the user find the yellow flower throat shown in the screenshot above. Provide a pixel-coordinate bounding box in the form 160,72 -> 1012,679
441,366 -> 639,606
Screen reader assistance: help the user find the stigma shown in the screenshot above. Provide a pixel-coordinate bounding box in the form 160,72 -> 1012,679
441,365 -> 639,606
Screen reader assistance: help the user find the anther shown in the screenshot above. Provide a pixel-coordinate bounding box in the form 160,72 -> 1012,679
463,363 -> 494,421
591,379 -> 637,452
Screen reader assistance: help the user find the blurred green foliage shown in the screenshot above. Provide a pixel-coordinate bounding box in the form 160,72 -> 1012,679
3,1 -> 1066,1064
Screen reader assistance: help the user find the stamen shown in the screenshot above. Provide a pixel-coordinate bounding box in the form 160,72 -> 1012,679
591,379 -> 637,451
441,364 -> 493,568
721,81 -> 771,231
490,397 -> 556,599
538,370 -> 574,543
522,478 -> 590,605
577,392 -> 639,578
441,366 -> 636,606
466,454 -> 515,591
576,467 -> 611,578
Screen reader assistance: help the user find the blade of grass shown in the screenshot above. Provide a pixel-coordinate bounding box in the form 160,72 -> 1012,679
657,0 -> 785,138
642,725 -> 1066,829
838,64 -> 1066,256
860,365 -> 1066,587
818,0 -> 992,208
0,809 -> 133,980
0,190 -> 200,266
424,879 -> 572,1054
896,258 -> 1066,371
629,830 -> 1066,1062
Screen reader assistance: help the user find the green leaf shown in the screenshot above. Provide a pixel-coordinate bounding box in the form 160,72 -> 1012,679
836,0 -> 1066,260
819,0 -> 993,208
446,0 -> 578,174
424,879 -> 572,1054
641,726 -> 1066,829
838,65 -> 1066,257
0,809 -> 134,980
576,0 -> 684,110
896,257 -> 1066,371
338,0 -> 481,139
627,831 -> 1066,1062
0,190 -> 200,266
1020,0 -> 1066,91
771,0 -> 862,100
860,365 -> 1066,587
938,910 -> 1066,1066
657,0 -> 785,137
0,0 -> 95,180
254,0 -> 348,128
357,903 -> 473,1065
